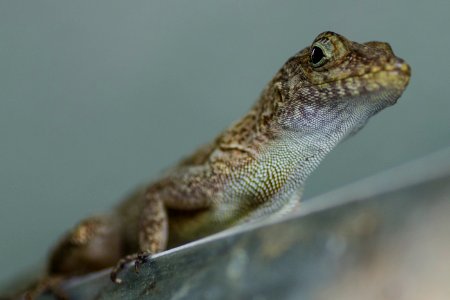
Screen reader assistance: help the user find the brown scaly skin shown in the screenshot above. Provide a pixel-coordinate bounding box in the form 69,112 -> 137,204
16,31 -> 410,297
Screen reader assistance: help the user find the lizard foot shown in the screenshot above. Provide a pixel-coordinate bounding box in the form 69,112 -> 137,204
110,251 -> 151,284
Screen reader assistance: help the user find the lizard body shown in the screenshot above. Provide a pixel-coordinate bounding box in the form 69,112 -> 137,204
41,32 -> 410,285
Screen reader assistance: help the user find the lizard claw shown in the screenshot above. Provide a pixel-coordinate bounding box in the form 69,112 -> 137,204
134,252 -> 150,274
110,251 -> 151,284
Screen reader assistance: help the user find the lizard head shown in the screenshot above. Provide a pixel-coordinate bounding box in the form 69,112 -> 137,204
271,31 -> 411,141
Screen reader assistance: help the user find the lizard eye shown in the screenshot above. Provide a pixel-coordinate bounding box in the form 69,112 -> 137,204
310,45 -> 327,68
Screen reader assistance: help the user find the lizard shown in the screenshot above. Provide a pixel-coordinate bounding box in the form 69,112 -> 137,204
18,31 -> 410,298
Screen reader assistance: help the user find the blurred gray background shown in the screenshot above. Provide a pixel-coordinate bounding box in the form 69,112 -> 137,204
0,0 -> 449,284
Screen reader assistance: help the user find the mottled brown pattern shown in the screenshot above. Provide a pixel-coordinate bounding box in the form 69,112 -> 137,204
48,215 -> 123,276
21,32 -> 410,296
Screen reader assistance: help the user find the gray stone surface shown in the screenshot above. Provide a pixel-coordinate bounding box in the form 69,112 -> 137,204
4,148 -> 450,299
4,149 -> 450,300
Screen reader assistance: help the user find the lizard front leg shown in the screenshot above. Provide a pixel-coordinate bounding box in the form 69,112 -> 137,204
138,194 -> 168,253
110,194 -> 168,284
111,170 -> 216,283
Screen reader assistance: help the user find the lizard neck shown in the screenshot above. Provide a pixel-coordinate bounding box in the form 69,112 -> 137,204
233,97 -> 376,204
257,131 -> 337,191
225,130 -> 339,204
219,79 -> 380,204
258,98 -> 379,191
221,130 -> 335,222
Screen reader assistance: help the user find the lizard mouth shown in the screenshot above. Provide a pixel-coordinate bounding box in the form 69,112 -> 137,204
305,59 -> 411,92
358,61 -> 411,94
305,59 -> 411,106
335,59 -> 411,100
351,61 -> 411,106
366,60 -> 410,85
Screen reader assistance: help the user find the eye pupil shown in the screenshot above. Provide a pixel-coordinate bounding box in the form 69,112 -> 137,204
311,46 -> 325,65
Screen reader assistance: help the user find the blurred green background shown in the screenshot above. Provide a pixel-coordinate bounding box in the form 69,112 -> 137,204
1,0 -> 449,283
